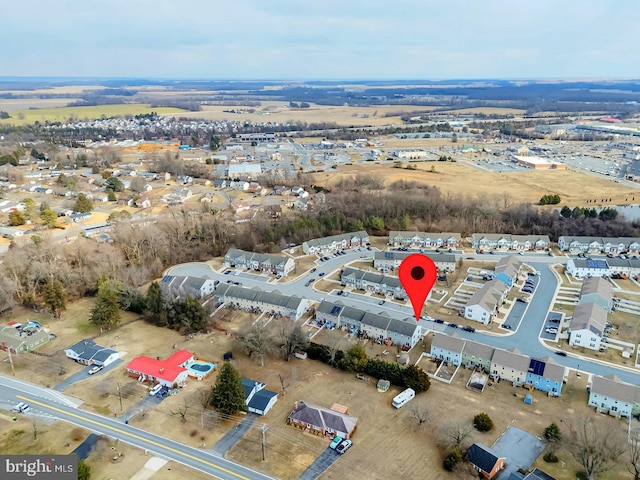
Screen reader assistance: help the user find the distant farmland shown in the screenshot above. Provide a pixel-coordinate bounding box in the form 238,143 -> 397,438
0,104 -> 187,125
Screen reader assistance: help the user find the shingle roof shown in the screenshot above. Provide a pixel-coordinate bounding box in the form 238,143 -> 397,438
591,374 -> 639,404
466,443 -> 503,474
492,348 -> 530,372
571,302 -> 607,336
580,277 -> 613,299
432,332 -> 466,354
289,401 -> 358,435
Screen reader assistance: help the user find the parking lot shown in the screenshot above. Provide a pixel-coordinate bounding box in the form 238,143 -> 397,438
541,312 -> 563,340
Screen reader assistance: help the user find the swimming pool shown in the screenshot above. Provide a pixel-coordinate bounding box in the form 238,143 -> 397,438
186,361 -> 217,379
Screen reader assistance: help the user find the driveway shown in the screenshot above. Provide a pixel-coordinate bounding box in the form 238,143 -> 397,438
54,359 -> 123,391
502,300 -> 527,331
493,426 -> 545,480
298,448 -> 341,480
211,413 -> 260,456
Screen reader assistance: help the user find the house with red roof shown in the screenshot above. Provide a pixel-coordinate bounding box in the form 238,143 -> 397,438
126,350 -> 194,387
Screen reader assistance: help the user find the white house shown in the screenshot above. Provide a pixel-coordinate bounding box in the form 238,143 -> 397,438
212,284 -> 309,320
464,280 -> 509,324
566,258 -> 610,278
588,374 -> 640,418
302,231 -> 369,255
64,339 -> 119,366
569,303 -> 607,351
160,275 -> 216,299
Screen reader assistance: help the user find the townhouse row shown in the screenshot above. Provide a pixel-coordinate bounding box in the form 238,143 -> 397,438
588,374 -> 640,418
302,231 -> 370,255
558,235 -> 640,254
430,332 -> 566,396
209,283 -> 309,321
316,301 -> 422,349
373,251 -> 456,273
568,277 -> 613,352
567,256 -> 640,279
387,231 -> 551,251
464,256 -> 523,324
224,248 -> 296,276
340,267 -> 408,300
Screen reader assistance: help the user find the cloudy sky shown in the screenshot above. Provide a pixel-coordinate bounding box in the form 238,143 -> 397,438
2,0 -> 638,80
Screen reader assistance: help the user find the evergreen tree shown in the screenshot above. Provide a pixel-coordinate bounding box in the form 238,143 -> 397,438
40,208 -> 58,228
473,412 -> 494,432
339,344 -> 368,372
210,362 -> 246,416
89,280 -> 121,331
105,176 -> 124,192
77,459 -> 91,480
145,281 -> 165,326
107,189 -> 117,201
42,278 -> 67,318
22,197 -> 37,219
74,193 -> 93,213
8,210 -> 26,226
402,364 -> 430,393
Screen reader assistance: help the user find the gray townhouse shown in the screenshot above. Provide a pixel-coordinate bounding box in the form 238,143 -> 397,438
224,248 -> 295,276
569,302 -> 608,351
340,267 -> 407,300
567,256 -> 640,279
302,231 -> 369,255
471,233 -> 550,251
588,374 -> 640,418
315,301 -> 421,349
464,279 -> 509,324
212,284 -> 308,320
373,251 -> 456,273
387,231 -> 461,249
558,235 -> 640,254
160,275 -> 216,299
493,255 -> 522,287
579,277 -> 614,312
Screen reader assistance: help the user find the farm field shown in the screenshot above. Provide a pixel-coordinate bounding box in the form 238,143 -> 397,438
309,161 -> 639,206
0,104 -> 187,125
167,101 -> 438,127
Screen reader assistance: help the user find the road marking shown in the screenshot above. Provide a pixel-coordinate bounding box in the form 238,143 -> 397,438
17,395 -> 251,480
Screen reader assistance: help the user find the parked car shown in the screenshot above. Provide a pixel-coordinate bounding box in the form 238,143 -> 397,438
336,439 -> 353,454
449,323 -> 458,329
433,319 -> 445,324
318,272 -> 325,277
550,318 -> 560,323
545,327 -> 558,334
329,436 -> 344,450
224,270 -> 232,275
275,274 -> 282,280
462,326 -> 475,333
554,351 -> 567,357
88,365 -> 104,375
310,268 -> 317,273
378,300 -> 386,305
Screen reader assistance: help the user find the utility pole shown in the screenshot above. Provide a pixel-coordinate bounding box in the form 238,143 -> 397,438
117,383 -> 123,411
7,349 -> 15,376
260,424 -> 268,461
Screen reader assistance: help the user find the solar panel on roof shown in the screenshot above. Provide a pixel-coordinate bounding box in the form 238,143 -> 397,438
586,259 -> 607,269
529,359 -> 545,376
330,306 -> 341,315
385,252 -> 393,259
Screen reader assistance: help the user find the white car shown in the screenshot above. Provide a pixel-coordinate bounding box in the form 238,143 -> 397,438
88,365 -> 104,375
336,439 -> 352,454
12,402 -> 31,413
545,327 -> 558,334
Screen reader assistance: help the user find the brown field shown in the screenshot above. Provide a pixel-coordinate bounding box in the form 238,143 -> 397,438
310,161 -> 639,206
434,107 -> 528,115
0,296 -> 635,479
166,102 -> 438,127
0,98 -> 81,112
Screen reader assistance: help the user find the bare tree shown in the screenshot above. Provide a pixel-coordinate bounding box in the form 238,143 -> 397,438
170,400 -> 189,424
628,429 -> 640,480
277,321 -> 307,361
278,373 -> 289,397
324,329 -> 345,365
235,323 -> 273,367
198,387 -> 214,409
408,403 -> 429,428
31,418 -> 43,439
438,418 -> 474,450
566,416 -> 627,480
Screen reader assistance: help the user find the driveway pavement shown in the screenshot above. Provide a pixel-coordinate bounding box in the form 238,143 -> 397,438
502,300 -> 527,331
54,359 -> 123,391
298,448 -> 341,480
493,426 -> 545,480
211,413 -> 260,455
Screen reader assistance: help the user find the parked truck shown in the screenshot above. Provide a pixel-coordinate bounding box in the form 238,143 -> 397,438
392,388 -> 415,409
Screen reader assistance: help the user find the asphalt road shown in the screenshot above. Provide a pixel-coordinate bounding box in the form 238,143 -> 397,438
0,376 -> 275,480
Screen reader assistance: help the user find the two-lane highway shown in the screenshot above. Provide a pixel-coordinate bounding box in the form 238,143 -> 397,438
0,376 -> 275,480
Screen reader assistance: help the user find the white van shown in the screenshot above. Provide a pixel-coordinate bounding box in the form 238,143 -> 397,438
149,384 -> 164,396
392,388 -> 415,409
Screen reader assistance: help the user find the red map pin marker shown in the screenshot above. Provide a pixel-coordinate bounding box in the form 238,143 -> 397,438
399,254 -> 437,322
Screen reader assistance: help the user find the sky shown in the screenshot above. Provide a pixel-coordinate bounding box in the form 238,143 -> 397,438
1,0 -> 639,80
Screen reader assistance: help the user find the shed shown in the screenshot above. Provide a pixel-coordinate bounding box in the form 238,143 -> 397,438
524,394 -> 533,405
377,379 -> 390,392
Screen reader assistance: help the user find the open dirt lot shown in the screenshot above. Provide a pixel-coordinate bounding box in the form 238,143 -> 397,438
310,161 -> 639,206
